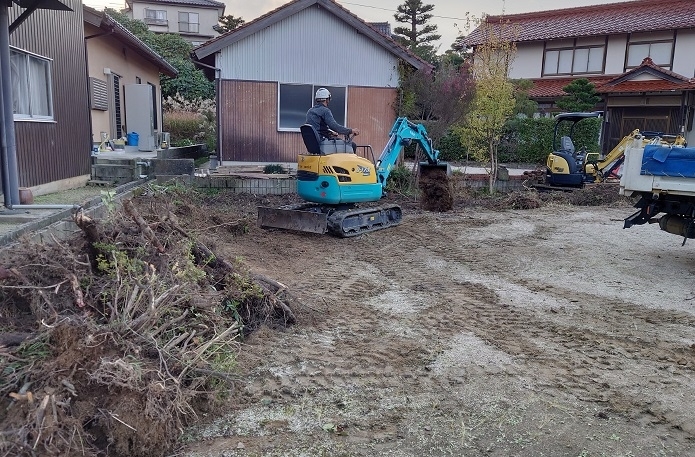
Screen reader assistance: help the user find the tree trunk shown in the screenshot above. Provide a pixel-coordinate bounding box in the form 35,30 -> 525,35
488,137 -> 498,194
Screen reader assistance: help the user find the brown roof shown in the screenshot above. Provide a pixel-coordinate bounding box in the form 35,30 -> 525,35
461,0 -> 695,47
84,5 -> 178,77
529,58 -> 695,98
598,58 -> 695,93
529,76 -> 614,99
192,0 -> 432,71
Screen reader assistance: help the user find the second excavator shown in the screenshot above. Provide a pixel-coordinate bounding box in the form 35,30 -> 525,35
525,111 -> 686,190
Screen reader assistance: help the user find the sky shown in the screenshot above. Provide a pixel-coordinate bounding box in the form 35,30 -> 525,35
84,0 -> 635,52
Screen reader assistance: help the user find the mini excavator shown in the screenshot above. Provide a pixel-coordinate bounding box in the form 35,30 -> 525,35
258,117 -> 450,237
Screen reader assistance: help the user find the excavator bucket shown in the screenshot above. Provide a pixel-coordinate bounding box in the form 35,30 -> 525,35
419,160 -> 451,176
258,206 -> 328,234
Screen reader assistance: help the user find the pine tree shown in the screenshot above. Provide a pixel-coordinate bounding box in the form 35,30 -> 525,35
393,0 -> 441,62
556,78 -> 602,112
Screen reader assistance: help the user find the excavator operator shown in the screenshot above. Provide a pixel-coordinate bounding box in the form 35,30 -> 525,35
306,87 -> 360,152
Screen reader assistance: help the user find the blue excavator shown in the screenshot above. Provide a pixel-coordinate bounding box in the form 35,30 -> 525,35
258,117 -> 451,237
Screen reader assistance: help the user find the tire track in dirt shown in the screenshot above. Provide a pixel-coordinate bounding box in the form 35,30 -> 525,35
378,209 -> 695,437
186,205 -> 695,456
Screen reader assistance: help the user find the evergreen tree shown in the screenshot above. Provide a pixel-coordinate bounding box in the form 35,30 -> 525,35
393,0 -> 441,63
556,78 -> 602,112
105,9 -> 214,100
214,15 -> 245,34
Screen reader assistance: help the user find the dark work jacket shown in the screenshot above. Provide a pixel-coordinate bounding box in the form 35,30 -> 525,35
305,103 -> 351,139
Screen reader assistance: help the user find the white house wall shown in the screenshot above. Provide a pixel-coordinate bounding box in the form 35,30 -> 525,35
605,34 -> 628,75
129,2 -> 221,40
508,43 -> 544,79
216,6 -> 400,87
674,29 -> 695,78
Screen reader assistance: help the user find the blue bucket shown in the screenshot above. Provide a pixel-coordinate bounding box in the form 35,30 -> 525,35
127,132 -> 139,146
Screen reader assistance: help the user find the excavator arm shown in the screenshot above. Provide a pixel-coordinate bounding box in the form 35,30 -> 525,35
587,129 -> 688,182
374,117 -> 447,186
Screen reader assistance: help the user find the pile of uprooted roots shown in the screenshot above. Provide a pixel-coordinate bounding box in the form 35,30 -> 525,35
0,184 -> 301,457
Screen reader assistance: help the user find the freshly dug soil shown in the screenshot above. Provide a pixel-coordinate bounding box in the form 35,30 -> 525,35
418,165 -> 454,212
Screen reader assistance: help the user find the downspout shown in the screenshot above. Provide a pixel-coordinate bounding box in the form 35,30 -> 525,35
0,6 -> 19,206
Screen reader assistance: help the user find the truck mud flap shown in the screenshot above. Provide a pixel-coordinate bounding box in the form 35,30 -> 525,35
258,206 -> 328,234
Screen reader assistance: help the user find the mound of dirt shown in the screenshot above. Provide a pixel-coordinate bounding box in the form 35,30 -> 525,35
418,166 -> 454,212
0,186 -> 303,457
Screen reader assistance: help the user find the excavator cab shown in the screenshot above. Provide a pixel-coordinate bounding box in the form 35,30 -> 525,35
545,112 -> 603,187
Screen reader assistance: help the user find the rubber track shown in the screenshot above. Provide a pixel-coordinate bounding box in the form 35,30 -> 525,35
327,204 -> 402,238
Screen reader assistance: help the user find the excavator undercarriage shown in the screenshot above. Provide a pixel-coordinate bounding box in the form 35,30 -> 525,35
258,202 -> 402,237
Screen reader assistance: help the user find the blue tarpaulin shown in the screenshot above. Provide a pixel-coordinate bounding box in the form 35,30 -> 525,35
641,145 -> 695,177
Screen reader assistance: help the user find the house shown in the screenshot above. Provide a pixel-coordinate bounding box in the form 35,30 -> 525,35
84,5 -> 178,149
191,0 -> 432,164
7,0 -> 92,193
1,0 -> 179,199
461,0 -> 695,151
123,0 -> 225,46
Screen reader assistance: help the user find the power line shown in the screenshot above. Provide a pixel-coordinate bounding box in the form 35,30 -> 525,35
339,1 -> 468,21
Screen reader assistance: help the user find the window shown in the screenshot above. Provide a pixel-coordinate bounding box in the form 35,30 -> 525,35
144,9 -> 167,25
543,45 -> 605,76
626,41 -> 673,69
10,47 -> 53,121
278,84 -> 346,131
179,12 -> 199,33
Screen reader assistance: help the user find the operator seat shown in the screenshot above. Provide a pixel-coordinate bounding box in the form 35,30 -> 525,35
560,136 -> 575,154
300,124 -> 322,155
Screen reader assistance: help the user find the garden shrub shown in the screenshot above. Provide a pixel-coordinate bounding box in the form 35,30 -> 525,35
163,93 -> 216,152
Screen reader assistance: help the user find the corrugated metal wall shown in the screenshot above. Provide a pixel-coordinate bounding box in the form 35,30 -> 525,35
9,0 -> 91,187
219,80 -> 398,163
217,5 -> 400,87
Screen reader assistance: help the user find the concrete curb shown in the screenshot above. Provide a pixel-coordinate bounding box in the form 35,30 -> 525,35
0,179 -> 145,248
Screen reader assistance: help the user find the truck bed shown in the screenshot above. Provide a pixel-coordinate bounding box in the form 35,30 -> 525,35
620,143 -> 695,197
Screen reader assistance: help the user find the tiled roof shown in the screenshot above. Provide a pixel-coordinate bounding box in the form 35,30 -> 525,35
598,79 -> 695,94
529,76 -> 613,98
461,0 -> 695,47
368,22 -> 391,37
192,0 -> 431,71
529,59 -> 695,98
84,5 -> 178,77
127,0 -> 224,9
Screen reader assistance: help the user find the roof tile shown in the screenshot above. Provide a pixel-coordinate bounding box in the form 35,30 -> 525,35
462,0 -> 695,46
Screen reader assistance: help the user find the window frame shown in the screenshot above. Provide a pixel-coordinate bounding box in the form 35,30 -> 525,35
625,36 -> 674,70
542,40 -> 606,76
10,46 -> 54,122
178,12 -> 200,33
143,9 -> 167,26
277,83 -> 347,132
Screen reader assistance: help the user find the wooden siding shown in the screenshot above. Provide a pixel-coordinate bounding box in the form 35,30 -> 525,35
218,80 -> 397,163
216,5 -> 400,87
9,0 -> 91,187
346,87 -> 397,159
605,106 -> 683,153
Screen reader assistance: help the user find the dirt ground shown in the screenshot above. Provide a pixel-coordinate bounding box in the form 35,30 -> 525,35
3,181 -> 695,457
178,189 -> 695,457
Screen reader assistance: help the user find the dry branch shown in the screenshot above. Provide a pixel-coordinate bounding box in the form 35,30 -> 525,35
123,198 -> 166,253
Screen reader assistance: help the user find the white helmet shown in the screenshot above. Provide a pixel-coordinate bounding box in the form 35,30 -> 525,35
315,87 -> 331,101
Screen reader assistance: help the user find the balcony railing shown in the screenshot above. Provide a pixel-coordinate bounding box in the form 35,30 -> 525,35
144,18 -> 168,26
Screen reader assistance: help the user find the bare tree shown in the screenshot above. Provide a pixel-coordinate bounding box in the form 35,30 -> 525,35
458,19 -> 517,193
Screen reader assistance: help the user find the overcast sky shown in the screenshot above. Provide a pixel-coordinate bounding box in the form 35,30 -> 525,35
85,0 -> 635,51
